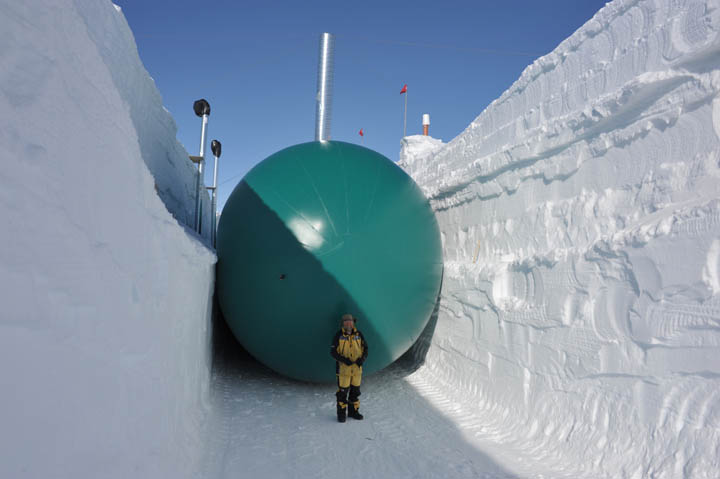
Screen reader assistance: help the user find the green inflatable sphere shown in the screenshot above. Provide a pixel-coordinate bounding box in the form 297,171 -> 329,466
216,141 -> 442,382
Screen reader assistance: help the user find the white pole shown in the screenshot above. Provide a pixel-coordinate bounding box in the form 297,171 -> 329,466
403,90 -> 408,138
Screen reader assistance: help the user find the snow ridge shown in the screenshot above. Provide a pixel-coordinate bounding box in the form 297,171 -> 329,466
402,0 -> 720,476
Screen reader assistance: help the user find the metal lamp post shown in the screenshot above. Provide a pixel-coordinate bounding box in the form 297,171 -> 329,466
208,139 -> 222,247
192,99 -> 211,235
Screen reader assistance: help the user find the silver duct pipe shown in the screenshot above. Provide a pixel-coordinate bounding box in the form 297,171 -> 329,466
314,32 -> 335,142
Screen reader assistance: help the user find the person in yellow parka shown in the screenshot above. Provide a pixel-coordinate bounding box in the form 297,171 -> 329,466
330,313 -> 368,423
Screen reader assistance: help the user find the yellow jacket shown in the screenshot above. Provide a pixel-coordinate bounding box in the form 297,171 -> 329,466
330,327 -> 368,373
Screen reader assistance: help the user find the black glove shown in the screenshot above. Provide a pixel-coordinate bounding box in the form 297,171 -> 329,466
356,358 -> 364,366
341,357 -> 354,366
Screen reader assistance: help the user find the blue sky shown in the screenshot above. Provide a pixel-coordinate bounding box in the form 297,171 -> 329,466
114,0 -> 607,210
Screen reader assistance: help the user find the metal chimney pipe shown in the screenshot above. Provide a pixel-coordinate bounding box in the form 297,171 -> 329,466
315,33 -> 335,142
423,113 -> 430,136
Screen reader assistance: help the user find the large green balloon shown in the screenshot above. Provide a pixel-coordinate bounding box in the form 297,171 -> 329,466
216,141 -> 442,382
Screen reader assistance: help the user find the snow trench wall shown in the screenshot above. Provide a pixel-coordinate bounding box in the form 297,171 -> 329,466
76,1 -> 214,235
0,1 -> 215,477
401,0 -> 720,476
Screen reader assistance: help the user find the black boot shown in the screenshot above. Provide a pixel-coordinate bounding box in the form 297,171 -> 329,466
337,404 -> 347,423
348,403 -> 364,420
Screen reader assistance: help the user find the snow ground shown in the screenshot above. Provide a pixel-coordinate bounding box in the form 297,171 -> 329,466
200,332 -> 555,479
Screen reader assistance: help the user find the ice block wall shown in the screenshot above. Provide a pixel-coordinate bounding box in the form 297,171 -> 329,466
401,0 -> 720,476
0,1 -> 215,477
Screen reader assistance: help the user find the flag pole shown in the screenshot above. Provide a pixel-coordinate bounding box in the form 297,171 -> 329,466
403,89 -> 408,138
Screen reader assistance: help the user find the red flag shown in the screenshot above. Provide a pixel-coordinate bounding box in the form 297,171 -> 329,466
358,128 -> 364,137
400,84 -> 407,94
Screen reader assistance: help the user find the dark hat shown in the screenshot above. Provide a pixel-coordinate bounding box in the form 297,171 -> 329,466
341,313 -> 356,323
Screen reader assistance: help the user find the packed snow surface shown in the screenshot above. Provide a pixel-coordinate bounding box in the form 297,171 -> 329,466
401,0 -> 720,476
3,0 -> 720,477
203,348 -> 528,479
0,0 -> 215,477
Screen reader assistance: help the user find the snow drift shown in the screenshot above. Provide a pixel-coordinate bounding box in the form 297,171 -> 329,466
401,0 -> 720,476
0,0 -> 215,477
